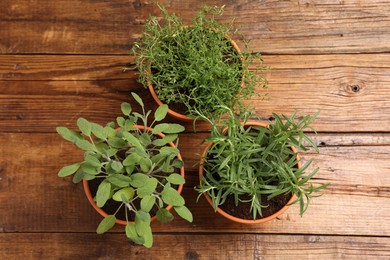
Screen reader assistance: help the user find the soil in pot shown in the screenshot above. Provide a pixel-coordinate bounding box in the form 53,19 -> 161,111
218,193 -> 292,220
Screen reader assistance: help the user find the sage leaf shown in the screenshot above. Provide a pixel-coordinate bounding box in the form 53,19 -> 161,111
154,104 -> 168,121
174,205 -> 193,222
136,178 -> 158,198
107,137 -> 126,149
58,163 -> 80,177
85,155 -> 101,167
96,215 -> 116,234
121,102 -> 132,116
161,186 -> 184,206
75,139 -> 95,151
112,187 -> 135,202
90,122 -> 107,140
156,208 -> 174,222
56,127 -> 82,143
130,173 -> 149,187
96,181 -> 111,207
135,211 -> 151,236
122,132 -> 143,149
142,225 -> 153,248
107,174 -> 132,187
140,195 -> 156,212
111,161 -> 123,173
125,223 -> 145,245
77,118 -> 91,136
152,134 -> 178,146
131,92 -> 144,108
166,173 -> 185,185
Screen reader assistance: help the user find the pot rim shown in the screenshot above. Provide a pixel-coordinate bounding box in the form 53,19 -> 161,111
198,121 -> 301,224
83,124 -> 185,225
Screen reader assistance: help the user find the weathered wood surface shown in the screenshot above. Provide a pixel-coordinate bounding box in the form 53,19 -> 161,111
2,0 -> 390,54
1,0 -> 390,257
1,54 -> 390,132
1,233 -> 390,259
1,133 -> 389,236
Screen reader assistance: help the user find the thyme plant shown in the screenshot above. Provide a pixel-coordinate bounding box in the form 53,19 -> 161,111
196,108 -> 328,220
56,93 -> 192,248
132,4 -> 267,119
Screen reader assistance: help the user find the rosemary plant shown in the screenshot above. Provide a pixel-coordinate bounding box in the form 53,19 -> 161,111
56,93 -> 192,248
196,108 -> 328,220
132,4 -> 267,119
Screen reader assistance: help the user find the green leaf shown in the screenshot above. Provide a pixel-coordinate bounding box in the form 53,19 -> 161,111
156,208 -> 174,222
151,123 -> 169,134
140,158 -> 152,172
107,174 -> 132,187
131,92 -> 144,108
161,186 -> 184,206
111,161 -> 123,173
116,116 -> 125,127
104,148 -> 118,158
137,177 -> 158,198
81,163 -> 100,175
172,159 -> 184,169
130,173 -> 149,187
77,118 -> 92,136
123,153 -> 141,166
152,134 -> 178,146
75,139 -> 95,151
126,223 -> 145,245
90,122 -> 107,140
152,123 -> 184,134
58,163 -> 80,177
122,132 -> 143,149
107,137 -> 126,149
96,215 -> 116,234
140,195 -> 156,212
72,170 -> 85,183
112,187 -> 135,202
160,146 -> 179,156
154,104 -> 168,121
104,126 -> 117,138
166,173 -> 185,185
56,127 -> 83,143
174,205 -> 193,222
96,181 -> 111,207
142,225 -> 153,248
85,155 -> 101,167
121,102 -> 132,116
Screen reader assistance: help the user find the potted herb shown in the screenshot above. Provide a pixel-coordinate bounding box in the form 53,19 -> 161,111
56,93 -> 193,248
196,107 -> 329,223
132,4 -> 267,121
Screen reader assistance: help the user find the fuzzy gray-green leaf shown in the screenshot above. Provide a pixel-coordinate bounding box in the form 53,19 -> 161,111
58,163 -> 80,177
77,118 -> 92,136
174,205 -> 193,222
96,215 -> 116,234
154,104 -> 168,121
96,181 -> 111,207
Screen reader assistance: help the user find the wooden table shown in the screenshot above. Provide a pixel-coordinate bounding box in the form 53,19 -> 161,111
1,1 -> 390,259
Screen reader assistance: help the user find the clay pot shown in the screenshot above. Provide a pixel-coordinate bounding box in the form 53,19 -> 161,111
198,121 -> 302,224
147,31 -> 242,122
83,125 -> 185,225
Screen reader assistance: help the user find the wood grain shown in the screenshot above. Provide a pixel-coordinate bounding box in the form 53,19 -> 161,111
1,54 -> 390,132
0,133 -> 389,236
1,0 -> 390,54
1,233 -> 390,259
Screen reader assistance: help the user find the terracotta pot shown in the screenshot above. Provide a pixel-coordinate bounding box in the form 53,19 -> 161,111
198,121 -> 302,224
147,30 -> 242,122
83,125 -> 185,225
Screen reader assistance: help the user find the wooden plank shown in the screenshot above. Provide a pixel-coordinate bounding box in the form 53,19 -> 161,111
1,54 -> 390,132
0,133 -> 389,236
1,0 -> 390,54
1,233 -> 390,259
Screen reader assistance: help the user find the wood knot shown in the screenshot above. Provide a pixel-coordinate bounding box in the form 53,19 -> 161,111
349,84 -> 360,93
185,251 -> 199,260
